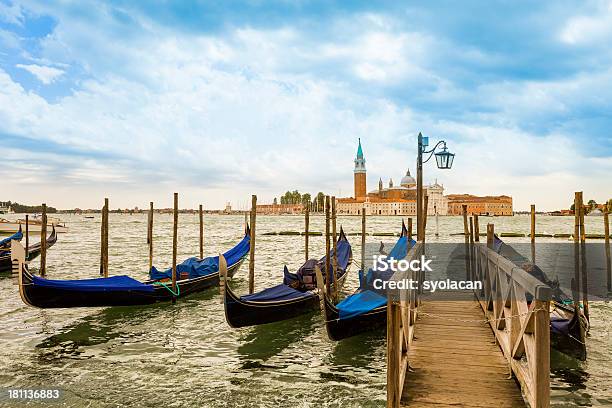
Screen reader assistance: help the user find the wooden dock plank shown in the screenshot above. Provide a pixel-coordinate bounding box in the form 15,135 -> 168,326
401,292 -> 525,408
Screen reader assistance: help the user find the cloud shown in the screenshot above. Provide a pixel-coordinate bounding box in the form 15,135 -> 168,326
560,1 -> 612,45
0,0 -> 23,26
15,63 -> 64,84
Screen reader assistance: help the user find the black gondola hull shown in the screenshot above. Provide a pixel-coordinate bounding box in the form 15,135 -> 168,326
224,285 -> 320,328
0,230 -> 58,273
323,295 -> 386,341
19,259 -> 244,308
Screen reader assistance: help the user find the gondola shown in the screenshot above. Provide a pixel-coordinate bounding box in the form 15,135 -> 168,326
221,228 -> 352,328
13,226 -> 250,308
493,235 -> 588,360
323,222 -> 414,341
0,227 -> 58,274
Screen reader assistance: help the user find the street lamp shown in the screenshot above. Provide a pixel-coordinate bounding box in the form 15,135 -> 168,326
416,132 -> 455,241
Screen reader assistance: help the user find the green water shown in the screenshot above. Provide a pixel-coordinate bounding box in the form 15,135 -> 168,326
0,214 -> 610,407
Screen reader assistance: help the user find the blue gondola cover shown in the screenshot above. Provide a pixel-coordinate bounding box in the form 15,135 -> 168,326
0,229 -> 23,248
150,234 -> 250,280
31,275 -> 154,292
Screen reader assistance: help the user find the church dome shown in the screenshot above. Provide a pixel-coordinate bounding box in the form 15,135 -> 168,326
400,169 -> 416,187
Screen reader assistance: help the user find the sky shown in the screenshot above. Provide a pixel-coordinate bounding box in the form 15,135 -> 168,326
0,0 -> 611,211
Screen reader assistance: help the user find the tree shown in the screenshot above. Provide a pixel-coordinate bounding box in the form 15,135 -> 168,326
607,199 -> 612,211
273,197 -> 278,205
570,203 -> 575,211
587,199 -> 597,209
315,192 -> 325,212
301,193 -> 311,208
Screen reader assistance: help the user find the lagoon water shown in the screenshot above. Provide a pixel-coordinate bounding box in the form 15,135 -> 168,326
0,214 -> 610,407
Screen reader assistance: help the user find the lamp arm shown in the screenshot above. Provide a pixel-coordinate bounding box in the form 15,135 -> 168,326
422,140 -> 447,164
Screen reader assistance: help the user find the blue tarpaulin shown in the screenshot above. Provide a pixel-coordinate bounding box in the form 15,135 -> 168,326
338,235 -> 416,320
150,234 -> 250,280
241,283 -> 317,302
337,290 -> 387,319
31,275 -> 154,292
0,229 -> 23,248
241,235 -> 352,302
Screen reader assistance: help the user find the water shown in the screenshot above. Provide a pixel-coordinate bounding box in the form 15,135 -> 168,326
0,214 -> 610,407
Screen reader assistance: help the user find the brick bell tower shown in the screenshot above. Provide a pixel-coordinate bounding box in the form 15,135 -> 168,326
354,138 -> 366,199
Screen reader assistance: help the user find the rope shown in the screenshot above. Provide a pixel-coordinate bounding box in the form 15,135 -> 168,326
153,281 -> 180,297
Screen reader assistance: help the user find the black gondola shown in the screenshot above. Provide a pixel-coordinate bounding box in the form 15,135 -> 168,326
0,227 -> 58,274
13,227 -> 249,308
494,236 -> 588,360
322,222 -> 413,341
221,228 -> 352,328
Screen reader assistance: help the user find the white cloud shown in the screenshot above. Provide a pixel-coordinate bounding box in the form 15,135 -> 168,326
0,1 -> 23,26
560,1 -> 612,45
15,63 -> 65,84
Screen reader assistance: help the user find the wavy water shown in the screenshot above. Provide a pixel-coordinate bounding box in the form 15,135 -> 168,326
0,214 -> 610,407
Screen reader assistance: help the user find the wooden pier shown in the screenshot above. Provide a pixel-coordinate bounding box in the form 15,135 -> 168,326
387,224 -> 552,408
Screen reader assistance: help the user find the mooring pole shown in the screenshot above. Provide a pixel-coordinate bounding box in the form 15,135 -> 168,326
361,206 -> 366,272
473,214 -> 480,242
148,202 -> 154,273
573,192 -> 582,316
103,198 -> 109,277
531,204 -> 536,263
304,204 -> 309,261
435,204 -> 439,237
486,223 -> 495,250
604,209 -> 611,293
468,217 -> 474,279
199,204 -> 204,259
248,195 -> 257,294
172,193 -> 178,301
325,196 -> 331,294
40,204 -> 47,277
25,215 -> 29,259
578,192 -> 589,321
407,217 -> 413,241
423,194 -> 429,243
331,196 -> 338,302
416,132 -> 424,241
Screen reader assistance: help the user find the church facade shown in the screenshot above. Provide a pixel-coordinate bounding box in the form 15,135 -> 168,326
337,140 -> 449,216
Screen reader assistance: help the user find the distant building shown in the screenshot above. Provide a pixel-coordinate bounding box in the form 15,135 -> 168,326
446,194 -> 513,216
256,203 -> 303,215
337,141 -> 448,216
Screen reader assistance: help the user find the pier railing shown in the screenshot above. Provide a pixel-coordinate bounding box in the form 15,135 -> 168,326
386,241 -> 424,408
471,241 -> 551,408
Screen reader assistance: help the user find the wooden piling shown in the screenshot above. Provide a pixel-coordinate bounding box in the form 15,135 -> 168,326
248,195 -> 257,294
331,196 -> 338,302
573,192 -> 581,316
40,204 -> 47,277
102,198 -> 109,277
25,215 -> 29,259
486,224 -> 495,249
530,204 -> 536,242
199,204 -> 204,259
148,202 -> 153,273
361,206 -> 366,271
474,214 -> 480,242
604,209 -> 611,293
325,196 -> 331,294
462,205 -> 469,237
172,193 -> 178,298
305,204 -> 309,261
423,194 -> 429,241
407,218 -> 413,241
577,193 -> 589,321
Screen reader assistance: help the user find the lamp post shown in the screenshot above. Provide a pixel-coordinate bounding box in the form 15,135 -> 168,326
416,132 -> 455,241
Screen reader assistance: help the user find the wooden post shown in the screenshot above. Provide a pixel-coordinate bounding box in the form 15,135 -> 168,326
407,218 -> 412,241
604,209 -> 611,293
416,132 -> 424,241
462,205 -> 469,237
533,299 -> 551,408
423,194 -> 429,242
468,217 -> 474,279
25,215 -> 29,259
305,204 -> 309,261
325,196 -> 331,294
199,204 -> 204,259
148,202 -> 153,273
331,196 -> 338,302
102,198 -> 108,278
573,192 -> 581,315
487,224 -> 495,249
172,193 -> 178,299
361,207 -> 366,272
578,193 -> 589,321
530,204 -> 536,242
40,204 -> 47,277
474,214 -> 480,242
248,195 -> 257,294
386,300 -> 401,408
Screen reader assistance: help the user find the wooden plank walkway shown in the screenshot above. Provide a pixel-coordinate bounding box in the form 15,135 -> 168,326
401,291 -> 526,407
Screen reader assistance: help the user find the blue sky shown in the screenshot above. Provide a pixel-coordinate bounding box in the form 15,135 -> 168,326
1,0 -> 611,210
